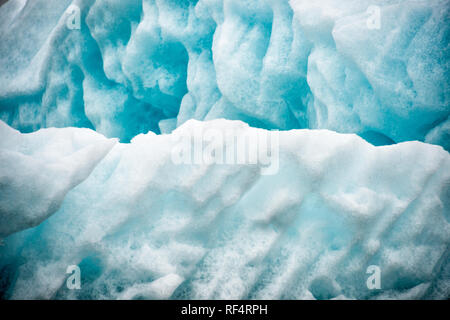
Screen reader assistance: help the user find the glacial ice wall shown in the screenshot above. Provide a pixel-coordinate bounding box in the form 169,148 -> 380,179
0,121 -> 116,237
0,0 -> 449,301
0,0 -> 449,148
0,119 -> 449,299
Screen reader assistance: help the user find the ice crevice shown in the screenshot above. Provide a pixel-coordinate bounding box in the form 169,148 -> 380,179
0,0 -> 448,149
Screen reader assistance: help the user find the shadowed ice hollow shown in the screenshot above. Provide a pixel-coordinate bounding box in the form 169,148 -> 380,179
0,0 -> 448,148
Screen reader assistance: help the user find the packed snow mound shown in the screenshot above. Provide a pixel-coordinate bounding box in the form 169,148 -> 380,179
0,121 -> 116,237
0,119 -> 449,299
0,0 -> 448,148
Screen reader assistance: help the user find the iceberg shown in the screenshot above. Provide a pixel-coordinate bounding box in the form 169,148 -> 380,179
0,0 -> 449,301
0,119 -> 449,299
0,0 -> 448,148
0,121 -> 116,237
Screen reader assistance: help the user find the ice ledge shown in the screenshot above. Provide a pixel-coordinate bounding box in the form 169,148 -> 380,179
0,120 -> 117,237
0,119 -> 449,299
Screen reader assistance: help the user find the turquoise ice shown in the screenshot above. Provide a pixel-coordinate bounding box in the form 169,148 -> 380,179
0,0 -> 449,300
0,0 -> 448,147
1,119 -> 449,299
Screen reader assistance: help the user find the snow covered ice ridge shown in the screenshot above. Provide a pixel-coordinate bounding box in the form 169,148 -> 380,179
0,119 -> 449,299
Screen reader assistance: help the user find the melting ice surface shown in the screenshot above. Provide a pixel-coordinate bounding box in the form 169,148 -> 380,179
0,0 -> 449,300
0,0 -> 449,147
1,119 -> 450,299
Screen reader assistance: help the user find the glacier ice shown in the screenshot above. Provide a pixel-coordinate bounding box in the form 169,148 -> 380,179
0,0 -> 449,149
0,119 -> 449,299
0,121 -> 116,237
0,0 -> 449,301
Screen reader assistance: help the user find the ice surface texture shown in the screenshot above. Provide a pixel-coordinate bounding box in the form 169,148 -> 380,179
0,0 -> 449,148
0,119 -> 449,299
0,0 -> 449,300
0,121 -> 116,237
